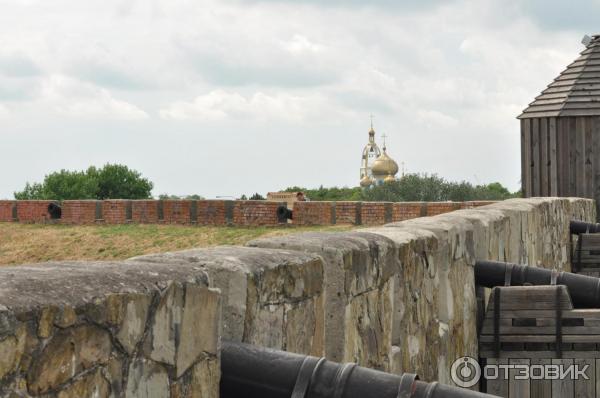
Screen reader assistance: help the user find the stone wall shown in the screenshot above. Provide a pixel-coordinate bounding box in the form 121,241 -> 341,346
248,198 -> 595,383
0,260 -> 221,397
128,247 -> 325,356
0,197 -> 594,396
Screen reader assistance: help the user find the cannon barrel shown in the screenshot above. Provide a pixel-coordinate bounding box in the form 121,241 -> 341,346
276,205 -> 293,222
47,202 -> 62,219
475,260 -> 600,308
220,341 -> 495,398
570,220 -> 600,234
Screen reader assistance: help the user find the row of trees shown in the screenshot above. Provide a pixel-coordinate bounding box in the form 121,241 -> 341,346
14,164 -> 154,200
285,174 -> 518,202
14,166 -> 517,202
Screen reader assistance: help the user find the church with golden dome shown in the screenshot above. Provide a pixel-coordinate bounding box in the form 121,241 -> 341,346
360,122 -> 400,187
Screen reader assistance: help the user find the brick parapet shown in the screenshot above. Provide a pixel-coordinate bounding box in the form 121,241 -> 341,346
1,199 -> 497,226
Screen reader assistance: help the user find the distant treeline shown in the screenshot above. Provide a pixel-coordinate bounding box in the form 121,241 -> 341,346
15,164 -> 153,200
283,173 -> 519,202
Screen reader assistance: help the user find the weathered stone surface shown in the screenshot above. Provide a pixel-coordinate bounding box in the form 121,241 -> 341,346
28,325 -> 112,394
130,246 -> 324,355
189,358 -> 220,398
144,282 -> 220,378
177,284 -> 220,377
248,232 -> 399,362
0,306 -> 16,338
57,368 -> 110,398
0,336 -> 17,380
17,323 -> 38,374
105,356 -> 124,398
0,254 -> 219,396
54,306 -> 77,329
125,359 -> 169,398
106,293 -> 152,354
37,306 -> 58,338
0,259 -> 210,312
355,197 -> 595,381
0,325 -> 26,382
344,280 -> 393,370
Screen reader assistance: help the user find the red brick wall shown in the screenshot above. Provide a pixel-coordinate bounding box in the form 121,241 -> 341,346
1,199 -> 497,226
62,201 -> 98,224
335,202 -> 359,225
426,202 -> 462,216
197,201 -> 226,225
162,200 -> 192,224
103,200 -> 129,224
0,201 -> 15,222
293,201 -> 332,226
233,201 -> 282,226
293,200 -> 498,226
131,200 -> 159,223
16,201 -> 52,223
361,202 -> 389,225
392,202 -> 424,222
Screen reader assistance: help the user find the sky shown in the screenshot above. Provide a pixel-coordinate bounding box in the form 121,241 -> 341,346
0,0 -> 598,199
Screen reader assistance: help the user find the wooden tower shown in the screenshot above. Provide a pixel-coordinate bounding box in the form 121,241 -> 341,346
519,35 -> 600,216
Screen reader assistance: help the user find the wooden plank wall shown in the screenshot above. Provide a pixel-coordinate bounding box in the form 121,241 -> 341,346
521,116 -> 600,217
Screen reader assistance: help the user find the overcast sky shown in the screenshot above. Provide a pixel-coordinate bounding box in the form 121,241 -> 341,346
0,0 -> 597,199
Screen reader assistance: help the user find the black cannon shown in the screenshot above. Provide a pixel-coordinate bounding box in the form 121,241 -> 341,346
277,205 -> 293,222
220,341 -> 496,398
47,202 -> 62,219
570,220 -> 600,235
475,260 -> 600,308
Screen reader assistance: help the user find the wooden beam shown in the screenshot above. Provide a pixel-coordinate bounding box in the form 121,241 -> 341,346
570,117 -> 578,196
586,117 -> 594,199
541,118 -> 549,196
532,118 -> 540,196
549,118 -> 558,196
576,117 -> 586,197
523,119 -> 532,197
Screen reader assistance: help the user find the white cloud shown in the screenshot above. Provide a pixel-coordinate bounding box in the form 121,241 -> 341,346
38,75 -> 148,120
0,104 -> 9,119
160,89 -> 350,123
281,34 -> 325,55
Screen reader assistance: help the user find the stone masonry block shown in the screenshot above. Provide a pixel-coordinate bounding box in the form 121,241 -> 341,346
129,246 -> 325,356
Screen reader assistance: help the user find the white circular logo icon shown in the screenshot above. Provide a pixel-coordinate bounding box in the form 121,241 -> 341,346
451,356 -> 481,388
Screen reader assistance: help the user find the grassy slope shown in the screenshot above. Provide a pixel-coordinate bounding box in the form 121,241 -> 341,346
0,223 -> 355,265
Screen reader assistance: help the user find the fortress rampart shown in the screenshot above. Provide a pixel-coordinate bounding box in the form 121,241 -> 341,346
0,199 -> 496,227
0,198 -> 593,396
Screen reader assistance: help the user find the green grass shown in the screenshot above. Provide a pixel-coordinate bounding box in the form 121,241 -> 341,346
0,223 -> 355,265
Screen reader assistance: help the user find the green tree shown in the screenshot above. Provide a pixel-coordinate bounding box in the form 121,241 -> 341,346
14,164 -> 153,200
14,182 -> 46,200
14,170 -> 98,200
91,164 -> 153,200
249,193 -> 265,200
362,174 -> 517,202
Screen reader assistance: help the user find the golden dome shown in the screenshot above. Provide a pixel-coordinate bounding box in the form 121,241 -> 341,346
384,174 -> 396,183
371,149 -> 399,177
360,175 -> 374,187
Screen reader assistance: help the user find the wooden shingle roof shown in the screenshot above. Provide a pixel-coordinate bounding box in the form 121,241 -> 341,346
518,35 -> 600,119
